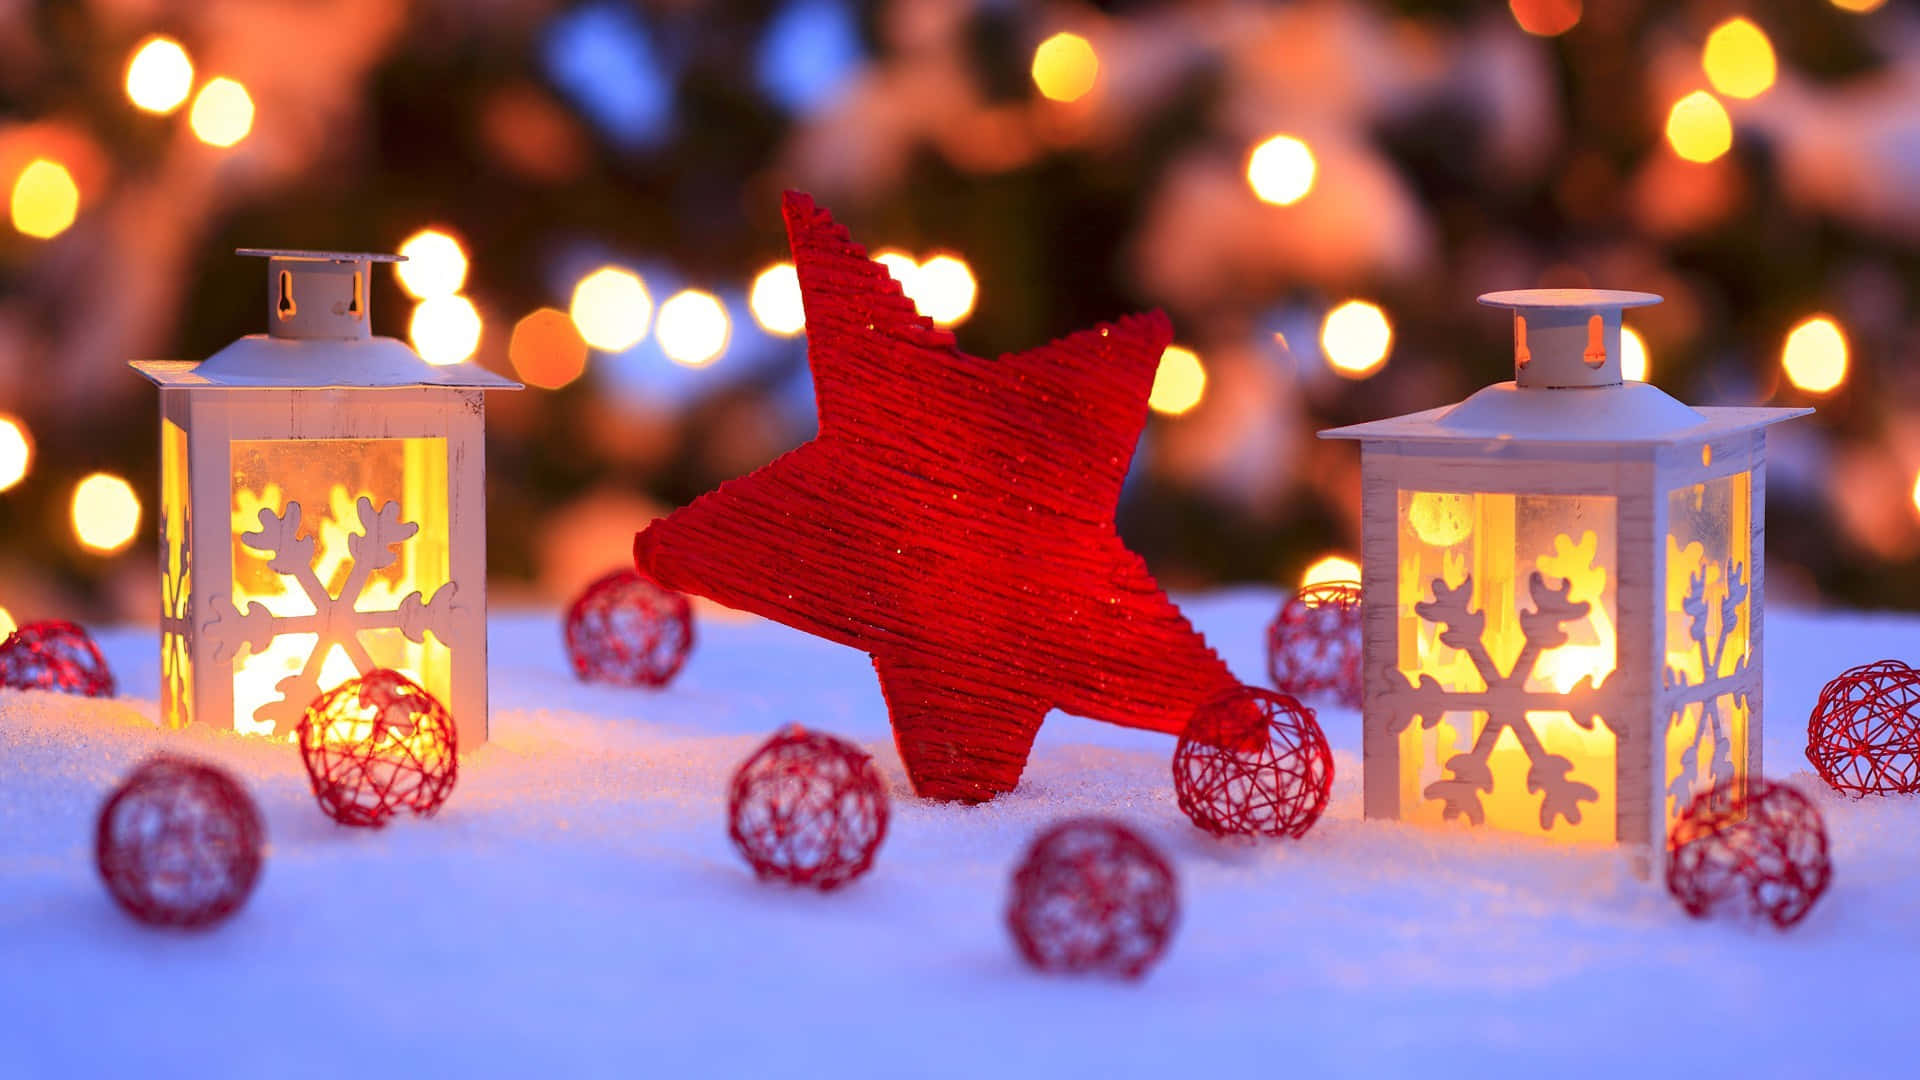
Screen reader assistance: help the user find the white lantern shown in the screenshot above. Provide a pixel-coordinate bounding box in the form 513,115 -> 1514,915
132,250 -> 520,747
1321,289 -> 1807,848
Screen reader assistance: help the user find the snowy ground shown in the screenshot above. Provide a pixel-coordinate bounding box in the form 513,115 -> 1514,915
1,592 -> 1917,1077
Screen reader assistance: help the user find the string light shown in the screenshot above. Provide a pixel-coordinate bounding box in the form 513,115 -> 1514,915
409,295 -> 482,366
124,36 -> 194,115
395,230 -> 469,299
1703,18 -> 1776,100
912,255 -> 977,326
873,249 -> 918,292
1508,0 -> 1581,36
1781,315 -> 1847,395
1321,300 -> 1393,379
656,290 -> 730,368
1247,135 -> 1316,206
508,307 -> 589,390
72,473 -> 141,555
189,78 -> 254,147
570,267 -> 652,352
1621,326 -> 1649,382
1830,0 -> 1885,13
1302,555 -> 1361,589
9,159 -> 78,240
1149,346 -> 1206,416
749,262 -> 805,336
0,606 -> 13,641
1911,470 -> 1920,522
1666,91 -> 1732,163
1031,32 -> 1099,104
0,417 -> 31,492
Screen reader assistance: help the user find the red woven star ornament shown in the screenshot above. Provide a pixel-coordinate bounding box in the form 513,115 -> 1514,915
634,193 -> 1238,802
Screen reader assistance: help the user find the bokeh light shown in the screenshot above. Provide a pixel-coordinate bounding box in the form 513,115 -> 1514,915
1781,315 -> 1847,395
189,77 -> 254,147
1031,32 -> 1099,104
656,290 -> 730,368
1149,346 -> 1206,416
0,606 -> 14,641
1703,18 -> 1776,101
570,267 -> 652,351
410,295 -> 483,366
124,36 -> 194,115
1830,0 -> 1885,13
1247,134 -> 1316,206
749,262 -> 805,336
873,249 -> 919,292
9,159 -> 78,240
1302,554 -> 1362,589
1621,326 -> 1649,382
1666,91 -> 1732,163
72,473 -> 141,555
1321,300 -> 1393,379
0,417 -> 32,492
509,307 -> 589,390
912,254 -> 977,326
1509,0 -> 1581,37
395,230 -> 469,299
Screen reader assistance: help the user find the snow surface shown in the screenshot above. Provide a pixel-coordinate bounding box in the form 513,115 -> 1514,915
2,593 -> 1917,1077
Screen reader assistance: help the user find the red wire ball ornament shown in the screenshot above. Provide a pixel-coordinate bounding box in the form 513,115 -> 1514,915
95,755 -> 264,929
1266,581 -> 1362,707
566,568 -> 695,688
296,669 -> 458,828
1006,818 -> 1179,978
727,726 -> 890,890
1805,659 -> 1920,796
0,619 -> 115,697
1667,778 -> 1832,930
1173,685 -> 1334,839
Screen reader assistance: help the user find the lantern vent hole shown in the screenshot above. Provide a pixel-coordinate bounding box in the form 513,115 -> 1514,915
1515,316 -> 1530,369
1701,444 -> 1712,467
1583,314 -> 1606,368
277,271 -> 296,321
349,271 -> 364,319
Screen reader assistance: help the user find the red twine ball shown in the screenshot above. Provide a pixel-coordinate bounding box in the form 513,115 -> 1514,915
1006,818 -> 1178,978
727,726 -> 889,890
95,755 -> 264,929
1667,778 -> 1832,930
566,568 -> 694,688
1173,685 -> 1334,839
1805,659 -> 1920,796
0,619 -> 114,697
296,669 -> 458,828
1266,582 -> 1362,707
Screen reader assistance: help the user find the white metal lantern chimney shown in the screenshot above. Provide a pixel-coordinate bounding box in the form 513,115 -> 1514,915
132,250 -> 520,749
1321,289 -> 1808,852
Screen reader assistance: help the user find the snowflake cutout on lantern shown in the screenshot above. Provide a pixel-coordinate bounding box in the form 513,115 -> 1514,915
1663,555 -> 1750,814
1383,572 -> 1612,830
201,496 -> 460,736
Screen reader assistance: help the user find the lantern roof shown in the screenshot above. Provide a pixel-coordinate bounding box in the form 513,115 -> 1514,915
1320,289 -> 1809,446
131,249 -> 521,391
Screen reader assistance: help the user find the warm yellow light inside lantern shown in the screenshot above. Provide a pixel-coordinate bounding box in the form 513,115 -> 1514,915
1662,472 -> 1752,834
227,438 -> 450,738
125,36 -> 194,115
1396,491 -> 1619,843
161,420 -> 192,730
1031,32 -> 1099,104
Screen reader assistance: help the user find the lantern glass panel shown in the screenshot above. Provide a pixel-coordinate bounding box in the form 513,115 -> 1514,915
1662,472 -> 1753,831
161,418 -> 192,731
1396,489 -> 1618,843
227,436 -> 451,736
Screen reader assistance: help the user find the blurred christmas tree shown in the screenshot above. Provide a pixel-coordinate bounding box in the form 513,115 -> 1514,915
0,0 -> 1916,624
